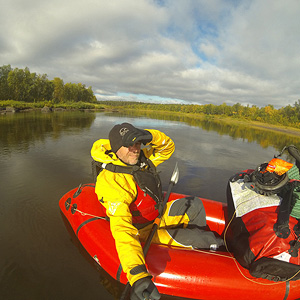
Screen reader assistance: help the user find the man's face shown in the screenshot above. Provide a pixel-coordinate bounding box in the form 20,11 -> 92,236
116,142 -> 141,165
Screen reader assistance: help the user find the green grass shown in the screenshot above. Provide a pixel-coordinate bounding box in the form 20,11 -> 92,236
0,100 -> 106,110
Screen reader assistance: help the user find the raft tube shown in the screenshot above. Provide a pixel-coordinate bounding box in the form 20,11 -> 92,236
59,183 -> 300,300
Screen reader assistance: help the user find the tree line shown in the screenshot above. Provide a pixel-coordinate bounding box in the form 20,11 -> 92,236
2,64 -> 300,130
99,100 -> 300,129
0,65 -> 97,103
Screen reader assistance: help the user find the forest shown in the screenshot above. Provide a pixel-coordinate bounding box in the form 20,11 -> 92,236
1,64 -> 300,129
0,65 -> 97,103
99,100 -> 300,129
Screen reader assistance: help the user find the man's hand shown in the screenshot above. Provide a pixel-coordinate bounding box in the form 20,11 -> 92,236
130,277 -> 160,300
123,128 -> 152,147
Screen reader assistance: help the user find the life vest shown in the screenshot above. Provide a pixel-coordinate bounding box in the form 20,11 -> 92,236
226,146 -> 300,281
92,151 -> 162,227
130,184 -> 160,225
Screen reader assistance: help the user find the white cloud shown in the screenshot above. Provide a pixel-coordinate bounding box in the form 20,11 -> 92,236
219,1 -> 300,79
0,0 -> 299,108
199,42 -> 219,59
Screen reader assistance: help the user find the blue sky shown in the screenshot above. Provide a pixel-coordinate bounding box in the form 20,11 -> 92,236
1,0 -> 299,108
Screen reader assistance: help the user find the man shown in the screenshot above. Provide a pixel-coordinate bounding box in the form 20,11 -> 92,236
91,122 -> 223,300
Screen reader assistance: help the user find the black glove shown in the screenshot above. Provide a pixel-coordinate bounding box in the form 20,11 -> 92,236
130,277 -> 161,300
122,128 -> 152,147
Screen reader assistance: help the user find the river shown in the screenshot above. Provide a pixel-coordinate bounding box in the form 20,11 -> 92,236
1,110 -> 299,300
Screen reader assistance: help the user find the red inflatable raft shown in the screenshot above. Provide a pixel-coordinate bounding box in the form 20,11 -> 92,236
59,183 -> 300,300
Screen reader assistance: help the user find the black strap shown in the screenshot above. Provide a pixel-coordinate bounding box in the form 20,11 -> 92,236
274,182 -> 294,239
104,163 -> 140,174
116,264 -> 123,282
287,145 -> 300,169
129,264 -> 148,275
92,151 -> 158,176
76,217 -> 104,236
275,181 -> 300,239
92,159 -> 141,176
283,281 -> 290,300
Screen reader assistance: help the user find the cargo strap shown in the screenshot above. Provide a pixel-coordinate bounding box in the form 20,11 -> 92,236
274,180 -> 300,239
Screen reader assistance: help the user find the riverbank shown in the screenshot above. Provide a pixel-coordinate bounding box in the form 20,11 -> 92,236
1,100 -> 300,138
0,100 -> 106,112
207,114 -> 300,138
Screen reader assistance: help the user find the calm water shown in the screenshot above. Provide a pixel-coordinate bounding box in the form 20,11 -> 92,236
1,110 -> 299,300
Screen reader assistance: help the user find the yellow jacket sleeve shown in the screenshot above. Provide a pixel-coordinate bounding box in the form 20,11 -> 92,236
106,201 -> 151,285
144,129 -> 175,167
96,171 -> 151,285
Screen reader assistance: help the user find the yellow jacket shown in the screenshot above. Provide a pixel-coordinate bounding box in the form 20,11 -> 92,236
90,129 -> 175,285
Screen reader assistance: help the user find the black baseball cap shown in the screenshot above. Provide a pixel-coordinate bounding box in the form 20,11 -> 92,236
109,122 -> 136,153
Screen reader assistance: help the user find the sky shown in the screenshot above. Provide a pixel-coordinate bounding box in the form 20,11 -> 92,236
1,0 -> 299,108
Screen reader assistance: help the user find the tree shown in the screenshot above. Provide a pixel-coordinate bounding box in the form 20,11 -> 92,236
0,65 -> 13,100
232,103 -> 243,117
33,74 -> 53,102
52,77 -> 64,103
7,67 -> 32,102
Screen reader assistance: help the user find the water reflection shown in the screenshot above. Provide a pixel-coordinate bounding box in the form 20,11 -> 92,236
0,111 -> 96,153
2,110 -> 299,155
